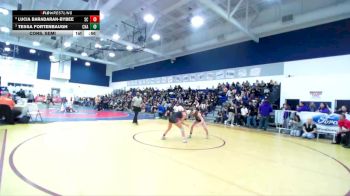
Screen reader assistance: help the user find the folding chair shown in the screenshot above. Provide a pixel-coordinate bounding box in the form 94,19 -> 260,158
27,103 -> 43,122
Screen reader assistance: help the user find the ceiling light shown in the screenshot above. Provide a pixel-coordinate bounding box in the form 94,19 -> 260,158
112,33 -> 120,41
4,47 -> 10,52
0,26 -> 10,33
49,55 -> 56,61
29,49 -> 36,54
108,52 -> 115,57
85,62 -> 91,66
151,33 -> 160,41
126,45 -> 133,51
5,41 -> 10,46
95,43 -> 102,48
63,41 -> 71,47
0,8 -> 9,16
73,57 -> 78,61
81,52 -> 88,57
143,14 -> 155,23
32,41 -> 40,46
191,16 -> 204,28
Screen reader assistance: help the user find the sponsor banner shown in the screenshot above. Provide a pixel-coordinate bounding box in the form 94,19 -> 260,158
216,70 -> 224,79
298,112 -> 350,132
167,76 -> 173,83
161,77 -> 167,84
237,69 -> 247,77
198,73 -> 207,81
190,74 -> 197,82
183,74 -> 190,82
249,67 -> 261,76
207,71 -> 215,80
225,69 -> 235,79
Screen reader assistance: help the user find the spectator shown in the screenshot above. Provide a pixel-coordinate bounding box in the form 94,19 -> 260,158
158,103 -> 166,118
215,111 -> 224,124
27,91 -> 34,103
335,105 -> 349,115
240,104 -> 248,126
0,93 -> 21,123
297,102 -> 310,112
333,114 -> 350,148
225,103 -> 236,126
247,101 -> 258,128
289,114 -> 302,136
309,102 -> 317,112
258,100 -> 273,130
301,118 -> 317,139
282,103 -> 291,128
318,103 -> 331,114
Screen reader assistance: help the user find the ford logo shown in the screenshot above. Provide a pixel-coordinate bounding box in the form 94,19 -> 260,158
313,114 -> 339,126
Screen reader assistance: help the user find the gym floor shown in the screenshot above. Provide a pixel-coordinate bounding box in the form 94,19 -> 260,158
0,120 -> 349,195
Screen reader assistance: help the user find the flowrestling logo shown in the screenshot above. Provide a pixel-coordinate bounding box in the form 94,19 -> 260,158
312,114 -> 339,126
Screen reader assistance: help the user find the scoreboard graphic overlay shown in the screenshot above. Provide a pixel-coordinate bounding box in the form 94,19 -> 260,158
12,10 -> 100,37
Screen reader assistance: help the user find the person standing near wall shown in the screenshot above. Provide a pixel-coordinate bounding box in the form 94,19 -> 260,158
258,100 -> 273,130
132,92 -> 143,125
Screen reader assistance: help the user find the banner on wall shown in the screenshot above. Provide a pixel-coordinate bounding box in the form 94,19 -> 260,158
207,71 -> 215,80
190,74 -> 197,82
237,69 -> 247,77
225,69 -> 235,79
309,91 -> 323,99
161,77 -> 167,84
249,67 -> 261,77
298,112 -> 350,132
198,72 -> 207,80
124,62 -> 284,87
167,76 -> 173,83
183,75 -> 190,82
216,70 -> 224,79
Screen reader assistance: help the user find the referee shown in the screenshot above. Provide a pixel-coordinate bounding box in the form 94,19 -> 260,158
132,92 -> 142,125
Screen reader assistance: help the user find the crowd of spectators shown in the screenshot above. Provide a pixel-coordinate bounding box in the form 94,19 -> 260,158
213,80 -> 279,129
91,85 -> 220,116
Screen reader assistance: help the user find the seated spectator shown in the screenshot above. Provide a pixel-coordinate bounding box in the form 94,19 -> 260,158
318,103 -> 331,114
301,118 -> 317,139
289,114 -> 302,136
0,93 -> 21,124
258,100 -> 273,130
333,114 -> 350,148
335,105 -> 349,115
297,102 -> 310,112
309,102 -> 317,112
215,111 -> 223,123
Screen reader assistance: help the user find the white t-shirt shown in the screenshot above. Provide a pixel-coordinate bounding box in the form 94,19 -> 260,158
132,96 -> 142,107
241,107 -> 248,116
173,105 -> 184,112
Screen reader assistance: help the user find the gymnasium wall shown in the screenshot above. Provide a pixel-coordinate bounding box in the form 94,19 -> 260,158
281,54 -> 350,110
69,59 -> 110,87
111,18 -> 350,82
0,42 -> 110,87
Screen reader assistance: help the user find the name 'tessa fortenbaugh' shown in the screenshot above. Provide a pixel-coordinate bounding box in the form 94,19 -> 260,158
16,17 -> 75,22
17,24 -> 69,29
